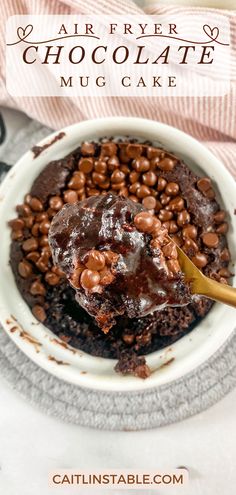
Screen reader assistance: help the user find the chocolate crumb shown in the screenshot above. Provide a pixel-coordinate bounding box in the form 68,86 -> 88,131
32,132 -> 66,158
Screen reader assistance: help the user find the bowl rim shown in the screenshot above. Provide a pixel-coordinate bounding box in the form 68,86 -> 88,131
0,116 -> 236,392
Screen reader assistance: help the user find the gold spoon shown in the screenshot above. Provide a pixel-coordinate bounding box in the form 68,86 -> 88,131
176,245 -> 236,308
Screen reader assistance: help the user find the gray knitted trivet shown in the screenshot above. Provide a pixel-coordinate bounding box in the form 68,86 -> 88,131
1,107 -> 236,430
1,328 -> 236,430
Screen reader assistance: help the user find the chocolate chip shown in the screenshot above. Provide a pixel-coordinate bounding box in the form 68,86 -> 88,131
11,230 -> 23,241
158,158 -> 176,171
80,269 -> 100,290
22,237 -> 39,252
142,196 -> 156,210
120,165 -> 130,175
111,170 -> 125,184
16,204 -> 31,217
30,280 -> 46,296
142,171 -> 157,186
94,160 -> 107,174
69,265 -> 83,288
92,172 -> 107,185
202,232 -> 219,248
63,190 -> 78,204
159,209 -> 173,222
151,218 -> 162,237
160,193 -> 171,206
129,194 -> 139,203
47,208 -> 56,219
182,225 -> 197,239
147,157 -> 159,170
87,188 -> 100,196
8,218 -> 25,231
133,157 -> 150,173
52,265 -> 64,277
119,186 -> 129,197
45,271 -> 60,286
205,188 -> 215,200
68,172 -> 86,189
157,177 -> 167,192
78,157 -> 94,174
129,181 -> 141,194
107,156 -> 120,171
119,147 -> 130,164
24,194 -> 32,205
183,238 -> 198,254
146,146 -> 162,159
36,212 -> 48,222
29,197 -> 43,212
214,210 -> 226,223
191,253 -> 208,268
165,182 -> 179,196
32,305 -> 46,322
167,196 -> 184,212
24,216 -> 34,229
31,223 -> 40,237
177,210 -> 190,227
220,248 -> 230,261
36,257 -> 48,273
112,181 -> 126,191
129,171 -> 140,184
136,185 -> 151,199
41,246 -> 51,258
39,220 -> 51,235
126,143 -> 143,158
18,260 -> 32,278
216,223 -> 228,234
49,196 -> 64,211
81,142 -> 95,156
101,142 -> 117,157
218,268 -> 231,278
39,235 -> 49,247
134,212 -> 155,233
84,250 -> 106,271
168,220 -> 178,234
26,251 -> 40,263
197,177 -> 211,193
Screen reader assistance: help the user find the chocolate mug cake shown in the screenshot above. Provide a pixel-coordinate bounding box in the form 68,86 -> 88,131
9,139 -> 231,378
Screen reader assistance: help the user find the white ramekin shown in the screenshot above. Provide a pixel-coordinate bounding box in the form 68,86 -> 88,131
0,117 -> 235,392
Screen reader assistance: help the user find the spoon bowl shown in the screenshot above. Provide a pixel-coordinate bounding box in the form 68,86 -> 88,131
176,245 -> 236,308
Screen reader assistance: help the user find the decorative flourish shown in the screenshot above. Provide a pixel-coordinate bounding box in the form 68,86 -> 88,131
6,24 -> 100,46
136,24 -> 229,46
6,23 -> 229,47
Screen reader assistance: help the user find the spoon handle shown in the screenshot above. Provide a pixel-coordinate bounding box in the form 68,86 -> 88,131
196,276 -> 236,308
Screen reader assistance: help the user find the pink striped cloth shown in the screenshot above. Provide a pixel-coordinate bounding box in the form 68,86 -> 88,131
1,1 -> 236,177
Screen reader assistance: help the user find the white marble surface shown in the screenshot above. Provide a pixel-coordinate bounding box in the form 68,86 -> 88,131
0,373 -> 236,495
